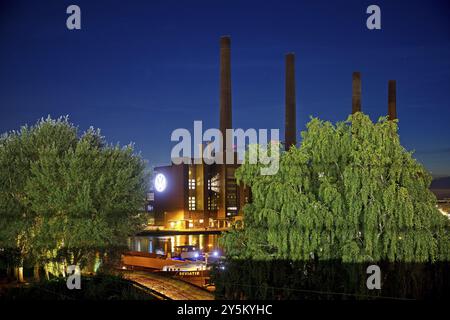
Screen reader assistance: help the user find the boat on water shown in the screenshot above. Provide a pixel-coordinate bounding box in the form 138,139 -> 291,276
172,245 -> 201,260
162,260 -> 209,272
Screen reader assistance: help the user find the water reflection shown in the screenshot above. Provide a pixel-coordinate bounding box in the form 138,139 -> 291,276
129,234 -> 219,255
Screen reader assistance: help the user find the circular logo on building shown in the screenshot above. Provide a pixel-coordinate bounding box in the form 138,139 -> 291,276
154,173 -> 167,192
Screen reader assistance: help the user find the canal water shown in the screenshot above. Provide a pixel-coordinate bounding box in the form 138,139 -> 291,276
128,233 -> 220,255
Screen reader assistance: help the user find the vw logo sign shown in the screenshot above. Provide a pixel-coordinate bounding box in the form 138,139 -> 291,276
154,173 -> 167,192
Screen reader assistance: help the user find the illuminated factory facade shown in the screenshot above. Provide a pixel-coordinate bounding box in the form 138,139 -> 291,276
150,36 -> 397,230
152,160 -> 247,229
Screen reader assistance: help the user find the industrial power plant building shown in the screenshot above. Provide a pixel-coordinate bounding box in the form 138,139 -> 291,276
152,36 -> 257,230
150,36 -> 397,231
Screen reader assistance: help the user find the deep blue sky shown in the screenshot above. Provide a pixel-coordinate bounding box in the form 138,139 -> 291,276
1,0 -> 449,175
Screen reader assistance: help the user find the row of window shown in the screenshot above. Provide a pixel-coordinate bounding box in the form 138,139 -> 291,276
188,196 -> 196,210
188,195 -> 220,211
190,177 -> 221,192
190,179 -> 220,192
208,196 -> 218,211
188,178 -> 196,190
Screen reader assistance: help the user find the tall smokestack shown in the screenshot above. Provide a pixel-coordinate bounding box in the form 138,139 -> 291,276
218,36 -> 232,221
388,80 -> 397,120
220,36 -> 232,151
285,53 -> 296,150
352,72 -> 362,114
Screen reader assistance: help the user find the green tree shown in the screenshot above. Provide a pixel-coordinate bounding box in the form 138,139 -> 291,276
221,113 -> 450,263
0,116 -> 148,281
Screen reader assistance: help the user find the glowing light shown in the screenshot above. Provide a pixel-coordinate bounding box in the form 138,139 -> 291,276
438,208 -> 450,219
154,173 -> 167,192
213,251 -> 219,257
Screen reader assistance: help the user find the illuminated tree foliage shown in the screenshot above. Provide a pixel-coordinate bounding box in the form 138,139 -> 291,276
0,116 -> 148,280
221,113 -> 450,263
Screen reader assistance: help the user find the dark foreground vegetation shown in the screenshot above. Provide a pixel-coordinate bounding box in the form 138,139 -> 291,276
0,273 -> 156,300
212,260 -> 450,300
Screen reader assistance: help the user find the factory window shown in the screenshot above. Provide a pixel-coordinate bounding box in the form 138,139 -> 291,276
208,196 -> 218,210
189,179 -> 196,190
226,168 -> 236,179
189,196 -> 196,211
209,174 -> 220,193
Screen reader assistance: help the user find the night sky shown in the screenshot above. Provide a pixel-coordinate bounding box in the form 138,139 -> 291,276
0,0 -> 449,176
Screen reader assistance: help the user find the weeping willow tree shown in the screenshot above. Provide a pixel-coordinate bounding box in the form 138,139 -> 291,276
216,113 -> 450,299
221,113 -> 450,263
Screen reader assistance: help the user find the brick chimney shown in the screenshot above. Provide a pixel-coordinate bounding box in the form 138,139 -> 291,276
388,80 -> 397,120
352,72 -> 362,114
285,53 -> 296,150
220,36 -> 232,151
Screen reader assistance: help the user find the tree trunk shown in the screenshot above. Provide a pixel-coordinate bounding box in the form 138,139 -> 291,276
73,249 -> 83,266
33,263 -> 40,282
18,266 -> 24,283
92,251 -> 101,273
60,263 -> 66,278
14,267 -> 18,280
44,265 -> 50,281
